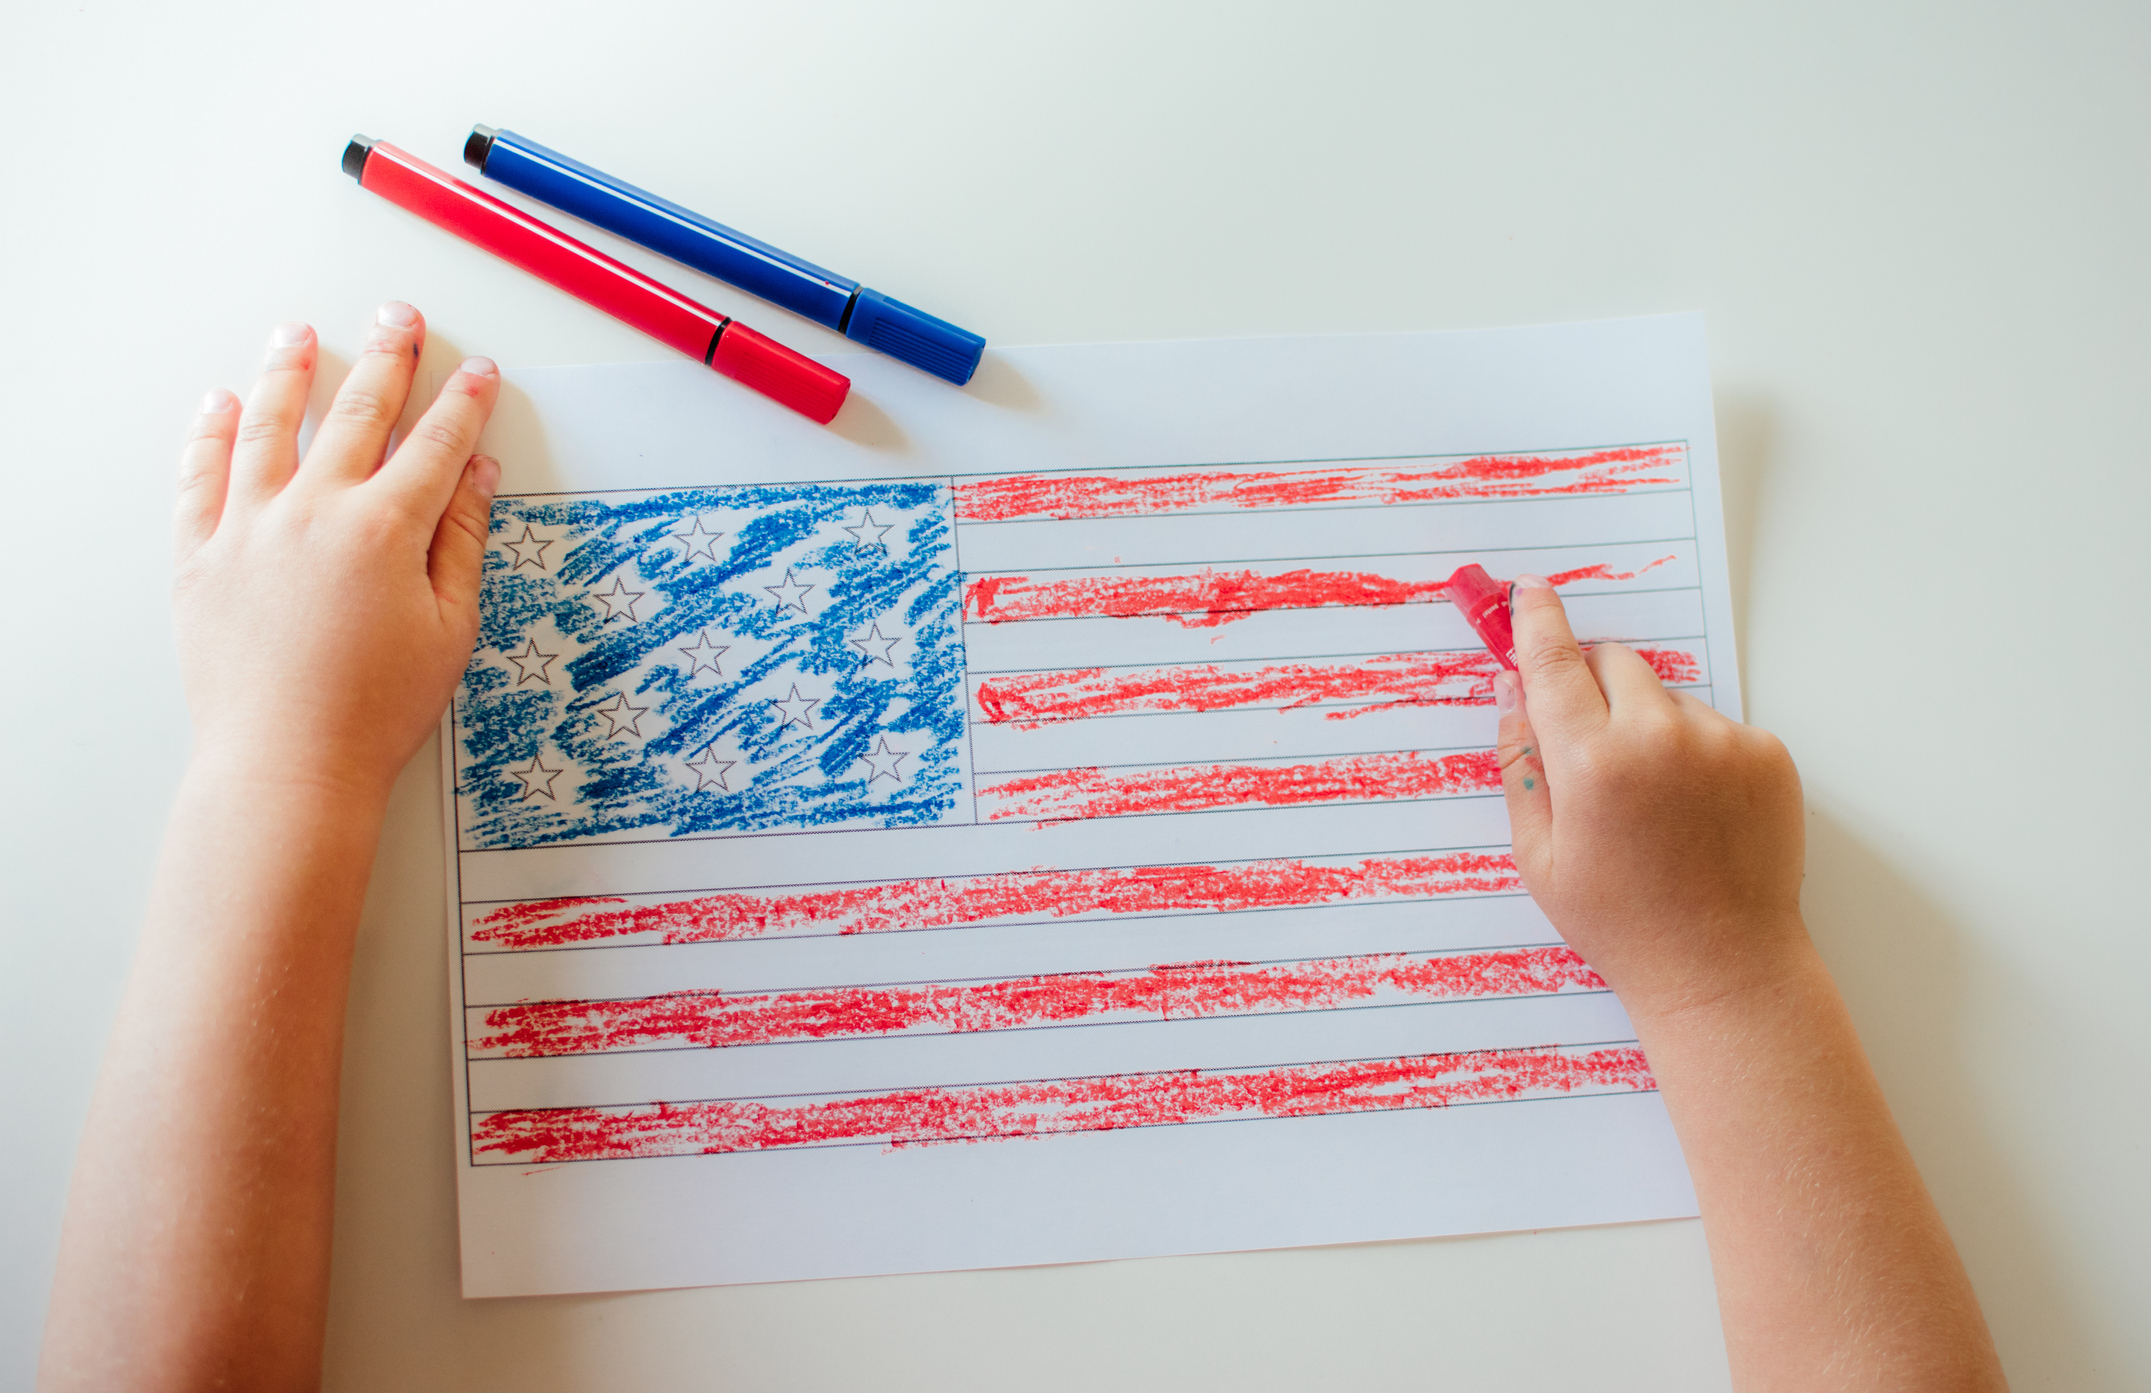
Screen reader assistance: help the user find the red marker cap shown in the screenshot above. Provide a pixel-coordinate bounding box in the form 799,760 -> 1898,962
708,321 -> 850,424
1443,564 -> 1517,671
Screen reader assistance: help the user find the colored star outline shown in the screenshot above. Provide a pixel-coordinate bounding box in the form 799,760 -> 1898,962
848,624 -> 902,667
684,747 -> 737,792
763,568 -> 814,615
844,509 -> 895,554
858,736 -> 907,785
769,684 -> 820,731
503,638 -> 559,686
501,525 -> 556,574
670,513 -> 727,564
590,575 -> 648,623
590,692 -> 650,741
675,629 -> 729,678
507,755 -> 565,801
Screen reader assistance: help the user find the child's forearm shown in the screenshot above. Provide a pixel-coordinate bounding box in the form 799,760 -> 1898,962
42,311 -> 496,1391
1494,579 -> 2006,1387
1630,922 -> 2006,1391
40,763 -> 385,1392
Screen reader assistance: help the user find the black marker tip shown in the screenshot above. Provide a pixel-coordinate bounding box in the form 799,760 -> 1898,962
342,135 -> 376,182
464,124 -> 498,171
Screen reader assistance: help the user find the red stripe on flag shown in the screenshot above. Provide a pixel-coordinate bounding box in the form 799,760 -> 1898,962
964,567 -> 1441,627
979,749 -> 1502,822
468,852 -> 1521,951
977,650 -> 1496,724
976,646 -> 1701,725
951,446 -> 1687,522
1635,647 -> 1702,685
471,1045 -> 1658,1162
470,945 -> 1602,1057
962,557 -> 1677,627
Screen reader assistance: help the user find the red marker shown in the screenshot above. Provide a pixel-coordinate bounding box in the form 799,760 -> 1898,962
1443,564 -> 1517,670
341,136 -> 849,424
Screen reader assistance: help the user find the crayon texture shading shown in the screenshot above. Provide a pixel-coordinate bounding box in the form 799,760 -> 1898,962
972,646 -> 1703,726
471,1044 -> 1659,1162
456,482 -> 968,849
962,555 -> 1678,627
468,851 -> 1524,951
468,945 -> 1606,1056
979,749 -> 1503,823
952,444 -> 1688,521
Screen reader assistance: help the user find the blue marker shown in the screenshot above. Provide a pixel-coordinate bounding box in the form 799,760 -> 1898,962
463,126 -> 986,386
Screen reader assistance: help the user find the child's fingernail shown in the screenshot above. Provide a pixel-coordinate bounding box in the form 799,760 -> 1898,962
470,455 -> 501,498
1512,574 -> 1551,591
271,321 -> 311,347
201,388 -> 238,413
459,356 -> 498,378
377,301 -> 420,327
1493,670 -> 1519,715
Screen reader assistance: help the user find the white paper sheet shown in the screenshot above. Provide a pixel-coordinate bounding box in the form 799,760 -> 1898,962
443,318 -> 1732,1297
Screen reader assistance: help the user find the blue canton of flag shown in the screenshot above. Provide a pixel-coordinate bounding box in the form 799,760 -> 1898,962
456,480 -> 969,850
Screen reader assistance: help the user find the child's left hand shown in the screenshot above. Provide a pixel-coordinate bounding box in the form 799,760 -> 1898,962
174,303 -> 500,800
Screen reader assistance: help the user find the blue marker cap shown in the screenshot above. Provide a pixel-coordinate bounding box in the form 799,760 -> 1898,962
465,126 -> 986,386
842,290 -> 984,387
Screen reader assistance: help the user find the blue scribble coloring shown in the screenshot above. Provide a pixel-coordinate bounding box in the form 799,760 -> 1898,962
455,480 -> 970,850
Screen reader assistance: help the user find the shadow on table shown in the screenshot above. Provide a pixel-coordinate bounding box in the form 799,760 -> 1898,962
1710,388 -> 1771,702
1801,808 -> 2103,1386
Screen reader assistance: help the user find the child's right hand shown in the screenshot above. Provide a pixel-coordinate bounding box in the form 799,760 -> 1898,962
1494,576 -> 1808,1023
1495,580 -> 2011,1389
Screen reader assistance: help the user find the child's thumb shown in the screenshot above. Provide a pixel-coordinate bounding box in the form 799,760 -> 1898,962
428,455 -> 499,620
1494,671 -> 1553,881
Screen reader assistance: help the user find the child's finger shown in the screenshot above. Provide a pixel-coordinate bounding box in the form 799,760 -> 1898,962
427,455 -> 501,618
302,302 -> 426,487
1583,640 -> 1675,712
175,389 -> 239,561
228,322 -> 316,507
1508,576 -> 1607,746
1493,671 -> 1553,881
374,358 -> 501,530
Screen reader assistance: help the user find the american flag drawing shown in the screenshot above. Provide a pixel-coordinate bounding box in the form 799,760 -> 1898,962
453,442 -> 1712,1165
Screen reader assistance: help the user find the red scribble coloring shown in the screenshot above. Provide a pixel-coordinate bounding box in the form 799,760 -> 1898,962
470,945 -> 1602,1057
963,555 -> 1681,627
952,446 -> 1687,522
965,568 -> 1443,627
1543,555 -> 1676,587
979,748 -> 1501,822
469,851 -> 1521,951
976,645 -> 1702,725
471,1044 -> 1657,1162
1636,647 -> 1702,685
976,651 -> 1497,724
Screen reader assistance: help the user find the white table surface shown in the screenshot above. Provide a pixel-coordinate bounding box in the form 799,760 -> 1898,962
4,4 -> 2146,1388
